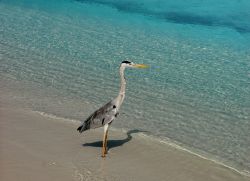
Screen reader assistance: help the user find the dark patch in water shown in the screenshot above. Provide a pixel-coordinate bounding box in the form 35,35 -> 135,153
74,0 -> 250,34
159,12 -> 215,26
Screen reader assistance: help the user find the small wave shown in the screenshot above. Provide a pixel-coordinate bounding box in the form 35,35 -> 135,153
142,134 -> 250,177
33,110 -> 81,125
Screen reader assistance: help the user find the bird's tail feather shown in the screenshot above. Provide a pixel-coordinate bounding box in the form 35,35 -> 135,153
77,119 -> 91,133
77,125 -> 84,133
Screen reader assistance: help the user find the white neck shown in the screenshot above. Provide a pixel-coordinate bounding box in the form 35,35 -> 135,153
119,65 -> 126,96
115,65 -> 126,108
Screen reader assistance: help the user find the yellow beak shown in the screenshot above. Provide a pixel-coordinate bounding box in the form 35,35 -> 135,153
133,64 -> 149,68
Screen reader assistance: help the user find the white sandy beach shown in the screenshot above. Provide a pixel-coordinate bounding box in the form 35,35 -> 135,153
1,95 -> 250,181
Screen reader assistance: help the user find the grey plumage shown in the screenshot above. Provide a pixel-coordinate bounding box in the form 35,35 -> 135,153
77,100 -> 118,133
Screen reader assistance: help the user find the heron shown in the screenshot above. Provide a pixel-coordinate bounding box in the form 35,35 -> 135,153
77,61 -> 148,157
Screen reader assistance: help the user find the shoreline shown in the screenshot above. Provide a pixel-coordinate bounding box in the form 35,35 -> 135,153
1,99 -> 250,180
138,131 -> 250,178
35,110 -> 250,177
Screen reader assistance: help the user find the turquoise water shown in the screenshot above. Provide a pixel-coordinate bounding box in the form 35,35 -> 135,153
1,0 -> 250,174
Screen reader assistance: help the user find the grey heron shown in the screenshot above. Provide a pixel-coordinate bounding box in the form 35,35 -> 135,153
77,61 -> 148,157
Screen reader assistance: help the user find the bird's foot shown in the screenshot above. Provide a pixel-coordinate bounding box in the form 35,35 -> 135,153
102,149 -> 106,158
101,153 -> 106,158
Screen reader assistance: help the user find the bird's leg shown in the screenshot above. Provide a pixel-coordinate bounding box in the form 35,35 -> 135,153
102,131 -> 106,157
102,124 -> 109,157
104,129 -> 109,154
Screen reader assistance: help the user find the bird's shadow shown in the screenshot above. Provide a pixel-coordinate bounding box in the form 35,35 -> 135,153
82,129 -> 147,150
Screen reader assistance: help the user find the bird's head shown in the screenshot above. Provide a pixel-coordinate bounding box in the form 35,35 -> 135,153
121,60 -> 149,69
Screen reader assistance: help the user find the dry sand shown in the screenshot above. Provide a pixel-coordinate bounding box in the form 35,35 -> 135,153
1,102 -> 250,181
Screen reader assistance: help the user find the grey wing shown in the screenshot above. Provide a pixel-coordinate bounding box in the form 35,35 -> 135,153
77,100 -> 118,133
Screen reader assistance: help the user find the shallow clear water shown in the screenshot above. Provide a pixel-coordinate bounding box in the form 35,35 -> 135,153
1,0 -> 250,174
